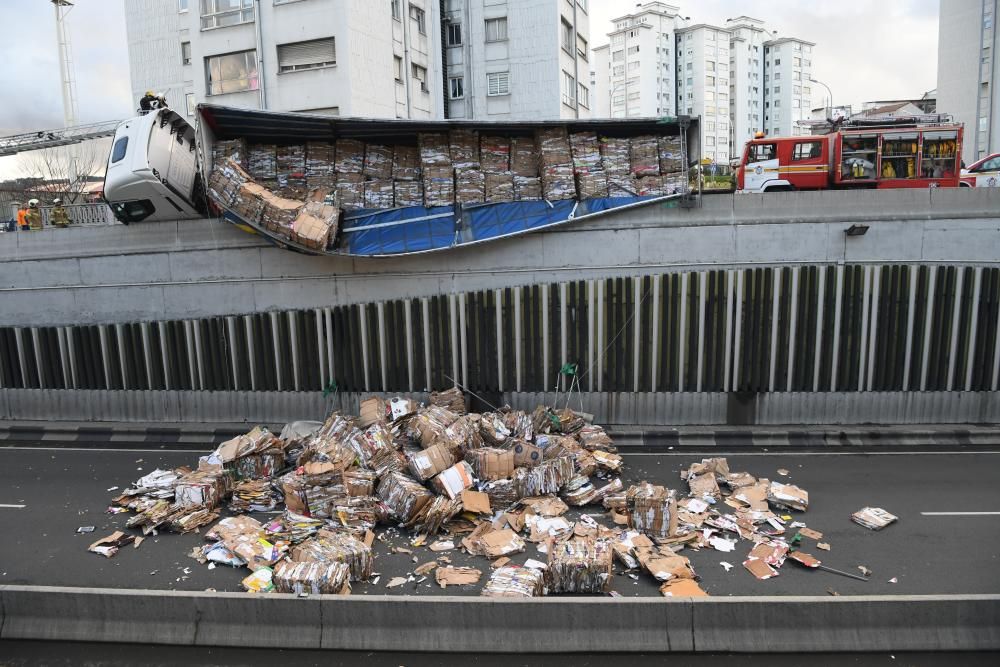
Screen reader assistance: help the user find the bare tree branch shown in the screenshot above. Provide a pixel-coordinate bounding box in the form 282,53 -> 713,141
16,137 -> 110,204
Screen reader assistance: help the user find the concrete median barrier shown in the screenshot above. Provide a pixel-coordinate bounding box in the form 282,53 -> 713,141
1,586 -> 997,652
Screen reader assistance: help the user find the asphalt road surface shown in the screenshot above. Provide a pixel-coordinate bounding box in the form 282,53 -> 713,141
1,445 -> 999,597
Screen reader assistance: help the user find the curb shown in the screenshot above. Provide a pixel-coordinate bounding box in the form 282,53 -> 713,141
1,586 -> 997,652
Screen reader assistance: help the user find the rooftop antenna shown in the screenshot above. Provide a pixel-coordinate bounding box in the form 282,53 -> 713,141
52,0 -> 79,128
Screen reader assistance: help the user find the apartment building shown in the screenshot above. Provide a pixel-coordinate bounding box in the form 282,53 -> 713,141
443,0 -> 591,120
675,23 -> 732,164
762,37 -> 815,138
726,16 -> 767,155
937,0 -> 999,165
124,0 -> 444,120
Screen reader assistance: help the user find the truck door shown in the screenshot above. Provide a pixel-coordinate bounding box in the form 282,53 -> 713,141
743,142 -> 778,191
787,139 -> 828,190
970,155 -> 1000,187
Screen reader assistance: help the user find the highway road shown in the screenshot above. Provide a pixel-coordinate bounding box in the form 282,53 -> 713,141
1,444 -> 999,597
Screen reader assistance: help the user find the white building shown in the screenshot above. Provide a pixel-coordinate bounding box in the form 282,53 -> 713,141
675,23 -> 732,164
937,0 -> 999,164
124,0 -> 444,120
443,0 -> 591,120
762,37 -> 814,138
726,16 -> 768,157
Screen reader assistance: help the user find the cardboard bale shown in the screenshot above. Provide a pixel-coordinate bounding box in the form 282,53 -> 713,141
305,141 -> 336,189
260,190 -> 304,238
230,181 -> 267,224
449,129 -> 480,170
513,456 -> 575,496
291,201 -> 339,250
607,173 -> 638,196
484,172 -> 515,202
363,143 -> 394,180
513,175 -> 542,201
465,447 -> 514,481
334,139 -> 365,174
511,440 -> 544,468
392,144 -> 421,181
600,136 -> 631,173
768,481 -> 809,512
576,170 -> 609,199
545,537 -> 613,593
636,175 -> 666,196
626,482 -> 677,540
663,171 -> 688,194
394,180 -> 423,207
569,131 -> 602,174
335,172 -> 365,210
207,158 -> 251,209
480,135 -> 511,172
276,144 -> 307,198
630,135 -> 661,176
537,127 -> 572,166
408,443 -> 455,482
212,138 -> 247,167
851,507 -> 898,530
273,560 -> 350,595
431,460 -> 475,499
657,135 -> 684,173
577,424 -> 615,452
422,165 -> 454,207
364,179 -> 394,209
420,494 -> 464,534
377,472 -> 434,522
290,529 -> 372,581
225,452 -> 284,481
541,164 -> 576,200
175,470 -> 230,509
419,132 -> 451,168
481,565 -> 544,597
511,135 -> 539,177
430,387 -> 466,414
248,144 -> 277,181
455,168 -> 485,205
480,478 -> 519,510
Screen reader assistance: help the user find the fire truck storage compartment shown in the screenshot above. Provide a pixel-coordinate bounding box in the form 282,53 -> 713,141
920,130 -> 959,179
840,134 -> 878,181
880,132 -> 919,180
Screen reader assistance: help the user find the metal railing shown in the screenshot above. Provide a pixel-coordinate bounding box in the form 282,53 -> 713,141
40,202 -> 118,227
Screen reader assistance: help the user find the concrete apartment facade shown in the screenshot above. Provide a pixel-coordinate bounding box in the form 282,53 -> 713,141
442,0 -> 591,120
937,0 -> 999,165
124,0 -> 443,119
591,3 -> 815,164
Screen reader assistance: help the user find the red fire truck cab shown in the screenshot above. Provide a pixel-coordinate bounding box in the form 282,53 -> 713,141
737,123 -> 963,193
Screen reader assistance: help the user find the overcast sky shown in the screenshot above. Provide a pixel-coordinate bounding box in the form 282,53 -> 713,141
0,0 -> 940,177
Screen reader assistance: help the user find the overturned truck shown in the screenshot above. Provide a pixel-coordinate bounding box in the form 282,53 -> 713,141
104,104 -> 698,257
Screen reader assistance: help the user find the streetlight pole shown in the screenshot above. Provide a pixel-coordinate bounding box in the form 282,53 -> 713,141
810,78 -> 833,119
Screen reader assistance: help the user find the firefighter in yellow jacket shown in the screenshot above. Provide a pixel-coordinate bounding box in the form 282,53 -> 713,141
25,199 -> 42,231
50,198 -> 69,227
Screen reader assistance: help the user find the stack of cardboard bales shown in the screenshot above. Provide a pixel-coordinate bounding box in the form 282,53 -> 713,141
600,136 -> 635,196
658,135 -> 687,194
248,144 -> 278,189
207,158 -> 250,210
451,129 -> 484,206
481,135 -> 514,204
570,131 -> 608,199
511,136 -> 541,201
290,201 -> 340,251
334,139 -> 366,210
392,145 -> 423,206
630,134 -> 664,195
276,144 -> 307,198
364,144 -> 394,209
537,128 -> 576,201
419,133 -> 454,207
305,141 -> 336,191
212,138 -> 246,166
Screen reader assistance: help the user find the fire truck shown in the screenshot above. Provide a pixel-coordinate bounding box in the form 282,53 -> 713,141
736,122 -> 963,193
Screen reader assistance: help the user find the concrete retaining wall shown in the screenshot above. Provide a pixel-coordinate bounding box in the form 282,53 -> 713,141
1,586 -> 997,652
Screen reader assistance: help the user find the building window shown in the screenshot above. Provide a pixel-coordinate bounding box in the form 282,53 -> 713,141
627,91 -> 640,100
706,61 -> 715,72
705,136 -> 716,147
181,41 -> 191,66
774,72 -> 780,80
206,49 -> 258,95
185,92 -> 195,116
612,65 -> 624,76
486,17 -> 508,42
487,71 -> 510,96
578,82 -> 589,108
628,61 -> 640,71
391,0 -> 400,20
447,23 -> 462,46
412,63 -> 428,92
562,70 -> 576,107
612,50 -> 624,62
612,95 -> 624,105
277,37 -> 336,73
628,45 -> 639,54
577,34 -> 588,60
775,58 -> 780,65
394,56 -> 402,81
199,0 -> 254,30
793,71 -> 800,81
449,76 -> 464,99
774,86 -> 780,93
178,0 -> 189,12
409,6 -> 426,34
706,76 -> 715,85
705,90 -> 715,101
686,62 -> 692,70
705,121 -> 715,132
561,19 -> 573,54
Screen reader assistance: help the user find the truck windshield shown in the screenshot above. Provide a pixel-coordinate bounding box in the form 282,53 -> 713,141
749,144 -> 776,162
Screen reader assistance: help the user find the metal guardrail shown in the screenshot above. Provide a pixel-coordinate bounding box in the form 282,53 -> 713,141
39,202 -> 118,227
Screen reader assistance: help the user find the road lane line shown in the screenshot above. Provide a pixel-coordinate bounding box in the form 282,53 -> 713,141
0,504 -> 26,508
920,512 -> 1000,516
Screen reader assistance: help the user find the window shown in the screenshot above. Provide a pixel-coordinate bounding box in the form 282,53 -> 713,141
577,35 -> 588,60
111,136 -> 128,163
578,82 -> 589,108
705,90 -> 715,101
792,141 -> 822,160
561,19 -> 573,54
628,61 -> 640,71
206,49 -> 258,94
449,76 -> 464,99
199,0 -> 253,30
705,121 -> 715,132
181,41 -> 191,66
627,91 -> 640,100
706,76 -> 715,85
750,143 -> 776,162
486,17 -> 508,42
686,62 -> 692,70
409,6 -> 426,34
686,77 -> 692,85
613,50 -> 624,62
774,99 -> 781,107
628,45 -> 639,54
412,63 -> 428,92
793,85 -> 801,94
792,99 -> 800,108
706,30 -> 715,42
803,86 -> 811,95
277,37 -> 336,73
774,72 -> 780,80
774,86 -> 780,93
612,65 -> 624,76
706,61 -> 715,72
705,136 -> 715,147
487,71 -> 510,96
447,23 -> 462,46
774,58 -> 780,65
391,0 -> 400,21
612,95 -> 624,105
178,0 -> 189,12
562,70 -> 576,106
793,57 -> 801,67
185,93 -> 195,116
793,71 -> 800,81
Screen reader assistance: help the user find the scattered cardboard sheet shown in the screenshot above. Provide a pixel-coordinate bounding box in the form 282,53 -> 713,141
743,558 -> 778,580
436,566 -> 482,588
851,507 -> 898,530
461,489 -> 491,514
799,527 -> 823,540
660,578 -> 709,597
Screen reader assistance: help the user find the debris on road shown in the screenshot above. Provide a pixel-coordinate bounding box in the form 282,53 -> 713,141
851,507 -> 898,530
88,531 -> 135,558
77,526 -> 95,534
435,566 -> 482,588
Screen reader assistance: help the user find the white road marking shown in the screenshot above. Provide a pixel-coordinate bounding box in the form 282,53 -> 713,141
920,512 -> 1000,516
0,504 -> 26,508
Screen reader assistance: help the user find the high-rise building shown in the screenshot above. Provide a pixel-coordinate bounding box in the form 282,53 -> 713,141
591,3 -> 815,164
442,0 -> 591,120
937,0 -> 999,165
124,0 -> 444,120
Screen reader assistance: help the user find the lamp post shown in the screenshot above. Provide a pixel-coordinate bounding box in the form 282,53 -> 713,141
809,78 -> 833,119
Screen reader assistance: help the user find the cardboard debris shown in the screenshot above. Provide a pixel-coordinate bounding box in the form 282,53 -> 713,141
546,537 -> 613,593
435,566 -> 482,588
851,507 -> 898,530
660,578 -> 709,597
461,489 -> 491,514
88,531 -> 135,558
767,481 -> 809,512
481,565 -> 545,597
274,561 -> 350,595
817,542 -> 831,551
799,527 -> 823,540
743,557 -> 779,580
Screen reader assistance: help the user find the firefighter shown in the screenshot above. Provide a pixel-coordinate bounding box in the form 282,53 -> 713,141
139,90 -> 167,113
16,203 -> 28,231
50,198 -> 69,228
25,199 -> 42,231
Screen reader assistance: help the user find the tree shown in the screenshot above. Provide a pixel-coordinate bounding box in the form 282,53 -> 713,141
16,137 -> 110,204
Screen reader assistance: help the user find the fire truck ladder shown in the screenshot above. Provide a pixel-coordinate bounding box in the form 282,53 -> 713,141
0,119 -> 122,158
